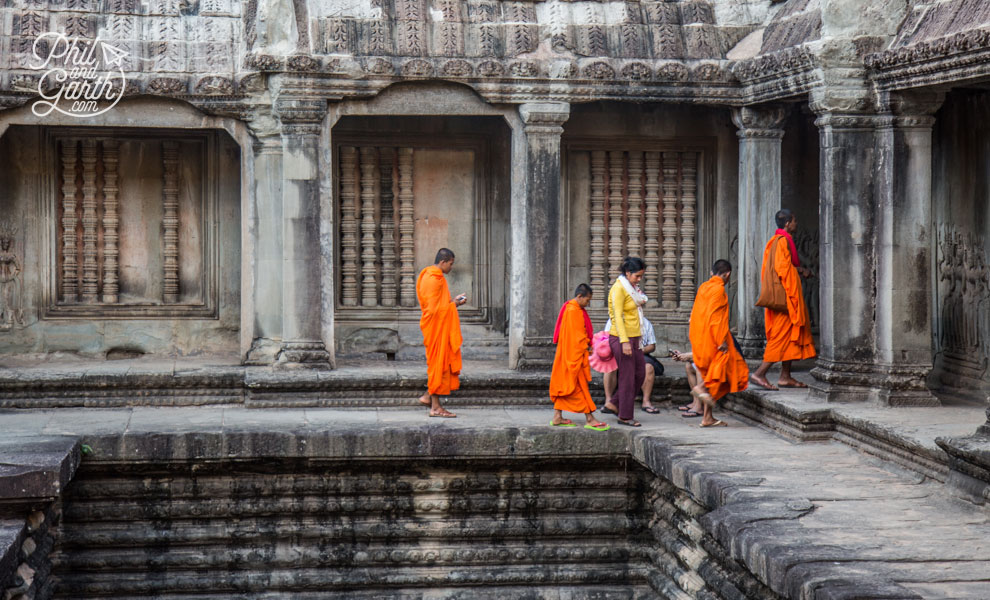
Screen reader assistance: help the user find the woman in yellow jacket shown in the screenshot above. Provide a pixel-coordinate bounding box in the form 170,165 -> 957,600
607,256 -> 647,427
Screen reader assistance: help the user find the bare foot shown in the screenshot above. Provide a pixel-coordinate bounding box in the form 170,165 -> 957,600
429,407 -> 457,418
694,389 -> 715,409
749,374 -> 779,391
777,378 -> 808,388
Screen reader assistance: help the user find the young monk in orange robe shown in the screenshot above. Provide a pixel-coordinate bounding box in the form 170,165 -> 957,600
550,284 -> 609,431
416,248 -> 467,418
689,260 -> 749,427
750,209 -> 816,390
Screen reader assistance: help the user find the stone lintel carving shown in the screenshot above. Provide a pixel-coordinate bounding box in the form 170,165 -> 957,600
274,98 -> 327,135
878,89 -> 945,127
812,112 -> 882,131
809,81 -> 877,121
732,47 -> 816,83
519,102 -> 570,136
866,29 -> 990,74
731,104 -> 787,139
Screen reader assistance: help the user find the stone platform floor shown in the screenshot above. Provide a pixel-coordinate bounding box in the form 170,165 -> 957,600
3,396 -> 990,599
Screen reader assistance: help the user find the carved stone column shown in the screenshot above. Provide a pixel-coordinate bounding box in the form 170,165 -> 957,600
514,102 -> 570,369
731,105 -> 787,358
244,132 -> 284,365
275,98 -> 331,367
871,91 -> 944,406
809,110 -> 882,402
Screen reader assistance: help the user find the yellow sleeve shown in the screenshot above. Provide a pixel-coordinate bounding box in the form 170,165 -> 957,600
610,284 -> 630,343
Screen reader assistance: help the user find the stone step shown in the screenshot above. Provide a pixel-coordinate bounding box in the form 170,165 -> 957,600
0,360 -> 692,408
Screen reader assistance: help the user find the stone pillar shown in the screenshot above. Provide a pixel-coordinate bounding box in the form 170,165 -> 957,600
731,105 -> 787,358
513,102 -> 570,369
244,132 -> 285,364
809,111 -> 881,402
871,91 -> 944,406
274,99 -> 331,367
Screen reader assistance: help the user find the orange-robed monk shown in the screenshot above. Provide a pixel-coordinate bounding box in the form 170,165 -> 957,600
750,209 -> 816,390
416,248 -> 467,418
689,260 -> 749,427
549,284 -> 609,431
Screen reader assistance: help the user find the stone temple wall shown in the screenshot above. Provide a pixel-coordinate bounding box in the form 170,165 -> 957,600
0,123 -> 242,357
931,87 -> 990,399
51,454 -> 781,599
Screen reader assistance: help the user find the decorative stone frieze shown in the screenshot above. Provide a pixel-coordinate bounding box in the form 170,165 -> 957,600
867,29 -> 990,91
148,77 -> 187,95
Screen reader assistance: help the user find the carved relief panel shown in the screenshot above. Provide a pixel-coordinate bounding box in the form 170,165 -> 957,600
935,225 -> 990,381
45,128 -> 219,318
335,135 -> 494,325
565,138 -> 713,327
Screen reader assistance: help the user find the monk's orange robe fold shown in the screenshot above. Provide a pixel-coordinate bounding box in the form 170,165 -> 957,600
417,265 -> 463,396
550,299 -> 596,413
689,275 -> 749,401
762,236 -> 816,363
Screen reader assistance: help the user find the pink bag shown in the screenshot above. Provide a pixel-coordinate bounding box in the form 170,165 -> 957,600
589,330 -> 617,374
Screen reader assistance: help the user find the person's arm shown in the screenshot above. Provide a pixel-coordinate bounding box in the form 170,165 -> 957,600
610,285 -> 630,343
642,343 -> 656,354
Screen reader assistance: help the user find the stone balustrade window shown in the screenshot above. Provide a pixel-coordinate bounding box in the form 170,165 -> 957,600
334,136 -> 495,324
44,128 -> 219,319
565,140 -> 713,326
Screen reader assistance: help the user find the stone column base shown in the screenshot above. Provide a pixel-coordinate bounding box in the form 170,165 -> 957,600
277,341 -> 331,368
516,336 -> 555,370
736,335 -> 766,360
810,359 -> 939,406
244,338 -> 282,366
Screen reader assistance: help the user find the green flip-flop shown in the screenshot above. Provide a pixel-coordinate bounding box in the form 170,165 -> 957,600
584,423 -> 610,431
550,420 -> 577,427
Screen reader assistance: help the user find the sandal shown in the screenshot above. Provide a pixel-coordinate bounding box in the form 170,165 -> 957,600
600,406 -> 618,415
429,408 -> 457,418
584,422 -> 610,431
616,419 -> 641,427
700,419 -> 727,428
681,410 -> 702,418
642,406 -> 660,414
550,420 -> 576,427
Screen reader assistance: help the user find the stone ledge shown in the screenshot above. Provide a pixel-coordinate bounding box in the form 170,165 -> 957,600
935,433 -> 990,504
0,363 -> 690,408
0,437 -> 80,516
722,390 -> 986,498
60,424 -> 971,599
